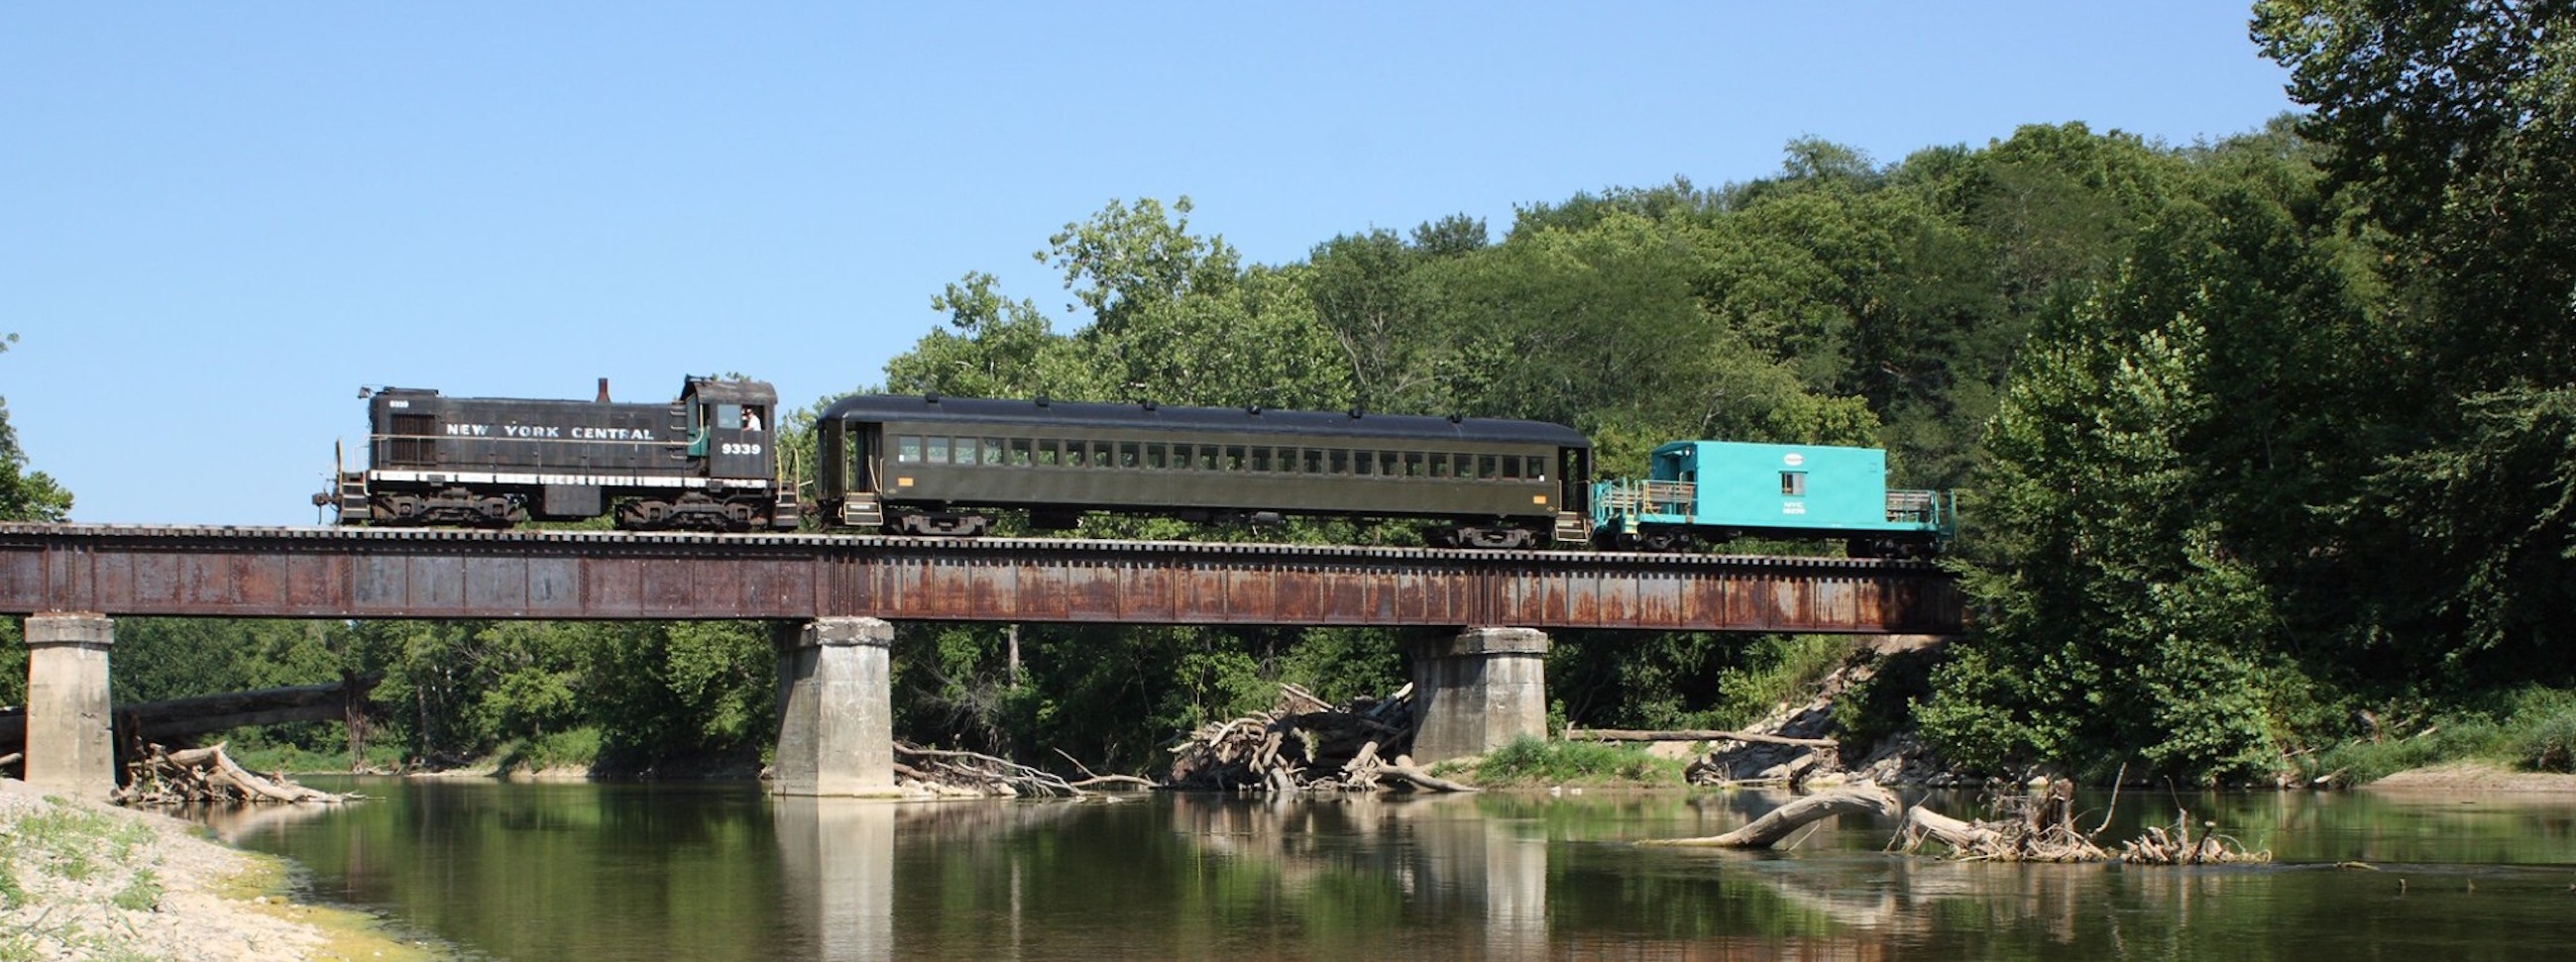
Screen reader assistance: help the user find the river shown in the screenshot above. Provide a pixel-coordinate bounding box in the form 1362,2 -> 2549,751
198,779 -> 2576,961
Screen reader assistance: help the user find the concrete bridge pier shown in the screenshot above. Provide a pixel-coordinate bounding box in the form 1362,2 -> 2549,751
773,616 -> 896,797
1409,627 -> 1550,763
22,612 -> 117,799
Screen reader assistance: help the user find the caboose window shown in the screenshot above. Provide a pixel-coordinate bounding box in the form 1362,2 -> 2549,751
1781,472 -> 1807,495
897,436 -> 923,464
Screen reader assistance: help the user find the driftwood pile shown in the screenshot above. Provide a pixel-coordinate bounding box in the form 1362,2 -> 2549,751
1166,684 -> 1473,794
115,743 -> 351,805
1637,778 -> 2269,867
2117,814 -> 2273,865
1894,781 -> 2269,864
893,742 -> 1153,799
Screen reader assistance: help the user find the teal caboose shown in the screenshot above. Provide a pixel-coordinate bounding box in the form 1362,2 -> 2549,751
1590,441 -> 1955,556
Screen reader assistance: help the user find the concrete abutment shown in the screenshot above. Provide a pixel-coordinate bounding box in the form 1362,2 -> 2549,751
772,616 -> 896,797
22,612 -> 117,800
1409,626 -> 1550,764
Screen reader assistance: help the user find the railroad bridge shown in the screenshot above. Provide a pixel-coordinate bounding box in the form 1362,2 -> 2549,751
0,523 -> 1960,798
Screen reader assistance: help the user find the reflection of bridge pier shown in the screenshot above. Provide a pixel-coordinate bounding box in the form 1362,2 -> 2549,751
1171,795 -> 1553,959
772,798 -> 895,962
1395,798 -> 1550,961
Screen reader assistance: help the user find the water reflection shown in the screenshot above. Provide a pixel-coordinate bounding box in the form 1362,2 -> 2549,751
214,781 -> 2576,962
771,799 -> 891,962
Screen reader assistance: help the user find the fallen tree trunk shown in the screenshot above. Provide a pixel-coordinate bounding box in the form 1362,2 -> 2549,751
1568,726 -> 1839,749
1899,804 -> 2002,852
1644,783 -> 1900,848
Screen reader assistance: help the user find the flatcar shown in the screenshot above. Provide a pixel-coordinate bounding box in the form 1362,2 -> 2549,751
812,394 -> 1594,548
1590,440 -> 1955,557
325,376 -> 800,531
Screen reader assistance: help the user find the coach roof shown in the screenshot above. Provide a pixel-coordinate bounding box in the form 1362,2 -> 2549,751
820,394 -> 1589,448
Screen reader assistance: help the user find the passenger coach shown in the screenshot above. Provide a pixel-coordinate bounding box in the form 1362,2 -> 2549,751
814,394 -> 1594,548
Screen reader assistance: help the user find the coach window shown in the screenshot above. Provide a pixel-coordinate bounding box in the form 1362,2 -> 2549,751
896,435 -> 923,464
1301,449 -> 1323,474
1526,456 -> 1547,481
1009,438 -> 1033,467
1428,453 -> 1449,478
1144,443 -> 1167,470
1404,452 -> 1425,478
1113,442 -> 1135,469
1781,472 -> 1807,496
1037,439 -> 1061,466
1500,456 -> 1520,480
952,437 -> 976,465
1328,449 -> 1349,475
1248,447 -> 1271,473
926,436 -> 951,465
1220,445 -> 1244,471
1381,452 -> 1400,476
981,438 -> 1004,465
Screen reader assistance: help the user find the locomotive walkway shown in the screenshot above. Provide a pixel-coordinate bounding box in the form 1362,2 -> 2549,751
0,523 -> 1960,798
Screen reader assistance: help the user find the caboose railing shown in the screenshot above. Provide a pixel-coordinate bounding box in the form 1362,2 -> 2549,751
1594,480 -> 1695,520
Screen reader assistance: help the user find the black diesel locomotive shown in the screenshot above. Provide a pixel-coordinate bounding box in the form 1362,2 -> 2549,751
327,376 -> 799,531
813,394 -> 1594,548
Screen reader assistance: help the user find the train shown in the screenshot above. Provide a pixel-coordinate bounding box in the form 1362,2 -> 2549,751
326,382 -> 1954,555
327,376 -> 800,531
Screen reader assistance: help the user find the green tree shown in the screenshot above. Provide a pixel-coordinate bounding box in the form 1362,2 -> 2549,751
0,334 -> 72,522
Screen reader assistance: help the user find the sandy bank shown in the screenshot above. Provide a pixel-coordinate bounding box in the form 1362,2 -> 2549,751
0,777 -> 427,961
2364,761 -> 2576,793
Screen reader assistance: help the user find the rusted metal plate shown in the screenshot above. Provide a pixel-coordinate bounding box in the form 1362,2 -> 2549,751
0,525 -> 1961,633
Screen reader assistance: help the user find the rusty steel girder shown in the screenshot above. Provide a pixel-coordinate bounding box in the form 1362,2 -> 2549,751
0,524 -> 1960,633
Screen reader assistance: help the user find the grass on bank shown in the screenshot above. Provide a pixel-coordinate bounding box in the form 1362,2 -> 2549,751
2307,687 -> 2576,786
1435,737 -> 1690,788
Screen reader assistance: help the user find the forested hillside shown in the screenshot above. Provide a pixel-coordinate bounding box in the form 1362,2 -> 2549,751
12,1 -> 2571,786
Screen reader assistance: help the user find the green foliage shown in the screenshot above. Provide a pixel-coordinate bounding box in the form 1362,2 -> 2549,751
0,334 -> 72,523
1712,635 -> 1849,728
1453,737 -> 1686,787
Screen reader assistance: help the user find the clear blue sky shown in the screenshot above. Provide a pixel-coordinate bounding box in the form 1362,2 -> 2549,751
1,3 -> 2296,526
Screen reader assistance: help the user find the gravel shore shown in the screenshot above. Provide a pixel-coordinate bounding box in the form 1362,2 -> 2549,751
0,777 -> 347,961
